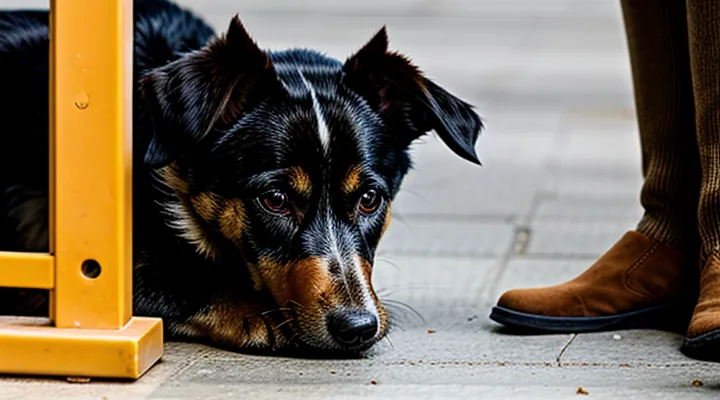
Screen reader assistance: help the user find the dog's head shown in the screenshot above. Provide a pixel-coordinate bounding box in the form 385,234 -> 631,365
140,16 -> 482,353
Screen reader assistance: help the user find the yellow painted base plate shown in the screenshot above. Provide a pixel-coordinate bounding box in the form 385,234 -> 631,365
0,316 -> 163,379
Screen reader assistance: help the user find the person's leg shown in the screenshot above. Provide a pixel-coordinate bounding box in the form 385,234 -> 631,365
681,0 -> 720,361
490,0 -> 701,332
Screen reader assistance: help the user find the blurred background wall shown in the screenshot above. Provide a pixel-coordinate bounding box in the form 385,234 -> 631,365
3,0 -> 634,113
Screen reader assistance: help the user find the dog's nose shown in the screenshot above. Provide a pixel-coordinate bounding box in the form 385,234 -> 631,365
327,308 -> 379,346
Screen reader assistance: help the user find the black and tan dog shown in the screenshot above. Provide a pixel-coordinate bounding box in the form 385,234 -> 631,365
0,0 -> 482,355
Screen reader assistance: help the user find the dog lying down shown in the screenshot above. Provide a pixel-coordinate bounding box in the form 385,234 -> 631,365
0,0 -> 482,356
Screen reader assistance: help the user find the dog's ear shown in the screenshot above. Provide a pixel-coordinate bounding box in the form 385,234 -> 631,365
140,15 -> 284,168
342,27 -> 482,164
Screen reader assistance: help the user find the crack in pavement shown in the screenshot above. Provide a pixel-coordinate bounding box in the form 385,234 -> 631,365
556,333 -> 578,367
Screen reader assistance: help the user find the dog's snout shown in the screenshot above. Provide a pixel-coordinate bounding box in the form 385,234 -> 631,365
327,308 -> 378,347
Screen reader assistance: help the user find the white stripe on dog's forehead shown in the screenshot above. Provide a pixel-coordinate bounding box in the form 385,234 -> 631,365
298,69 -> 331,153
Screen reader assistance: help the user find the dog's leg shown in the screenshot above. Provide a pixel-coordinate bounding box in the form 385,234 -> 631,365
170,291 -> 293,351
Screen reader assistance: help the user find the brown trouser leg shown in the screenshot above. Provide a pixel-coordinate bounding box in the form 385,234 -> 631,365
622,0 -> 701,254
686,1 -> 720,262
682,1 -> 720,357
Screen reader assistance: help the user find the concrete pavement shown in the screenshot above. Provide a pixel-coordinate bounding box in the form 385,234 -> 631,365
0,0 -> 718,398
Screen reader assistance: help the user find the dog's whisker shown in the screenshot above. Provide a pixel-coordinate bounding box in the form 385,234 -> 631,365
383,300 -> 423,320
399,188 -> 426,201
383,335 -> 395,349
390,212 -> 411,229
383,299 -> 426,325
385,308 -> 413,329
376,285 -> 412,296
260,308 -> 293,317
387,319 -> 407,332
374,256 -> 402,273
288,332 -> 301,346
377,285 -> 441,297
286,300 -> 303,310
274,318 -> 296,330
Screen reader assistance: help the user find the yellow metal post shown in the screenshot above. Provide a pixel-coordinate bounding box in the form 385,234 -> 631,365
0,252 -> 54,289
51,0 -> 134,331
0,0 -> 163,379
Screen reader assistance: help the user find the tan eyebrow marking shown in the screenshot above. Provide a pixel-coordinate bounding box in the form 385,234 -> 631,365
218,198 -> 246,243
289,166 -> 312,195
342,165 -> 362,194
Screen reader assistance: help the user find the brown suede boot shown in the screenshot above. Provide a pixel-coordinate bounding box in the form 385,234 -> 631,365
682,256 -> 720,360
490,231 -> 692,333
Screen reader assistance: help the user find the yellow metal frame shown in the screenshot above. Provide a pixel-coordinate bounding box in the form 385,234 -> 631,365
0,0 -> 163,379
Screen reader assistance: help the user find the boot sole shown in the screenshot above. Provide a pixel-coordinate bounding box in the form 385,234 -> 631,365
682,330 -> 720,362
489,304 -> 680,333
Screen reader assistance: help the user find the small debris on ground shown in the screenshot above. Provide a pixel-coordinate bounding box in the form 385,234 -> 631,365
692,379 -> 704,387
66,377 -> 91,384
467,315 -> 478,322
330,371 -> 336,375
514,227 -> 532,254
612,334 -> 622,341
576,386 -> 589,395
370,380 -> 378,385
427,329 -> 436,334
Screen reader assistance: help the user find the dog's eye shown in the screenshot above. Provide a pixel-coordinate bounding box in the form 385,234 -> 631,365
358,189 -> 382,214
259,190 -> 290,215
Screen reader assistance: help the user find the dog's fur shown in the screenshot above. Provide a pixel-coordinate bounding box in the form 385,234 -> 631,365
0,0 -> 482,355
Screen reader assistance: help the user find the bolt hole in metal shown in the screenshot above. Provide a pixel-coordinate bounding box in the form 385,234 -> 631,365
81,259 -> 101,279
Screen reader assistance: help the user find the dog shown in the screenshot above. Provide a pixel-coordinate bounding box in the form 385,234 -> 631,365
0,0 -> 482,355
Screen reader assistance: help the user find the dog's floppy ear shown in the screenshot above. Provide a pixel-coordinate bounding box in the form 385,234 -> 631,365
342,27 -> 482,164
140,15 -> 283,168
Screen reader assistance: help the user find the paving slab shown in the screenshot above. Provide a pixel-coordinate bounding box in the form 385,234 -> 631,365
372,256 -> 499,314
149,357 -> 719,400
541,162 -> 644,199
538,114 -> 644,200
551,126 -> 641,169
533,193 -> 643,221
6,337 -> 715,400
559,330 -> 709,367
389,171 -> 538,222
377,218 -> 515,258
388,110 -> 564,221
0,343 -> 204,400
525,219 -> 638,257
371,256 -> 573,364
